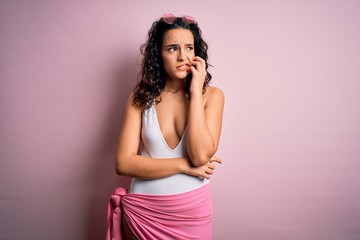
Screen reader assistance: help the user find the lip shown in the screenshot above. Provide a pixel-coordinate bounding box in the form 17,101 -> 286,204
176,64 -> 189,71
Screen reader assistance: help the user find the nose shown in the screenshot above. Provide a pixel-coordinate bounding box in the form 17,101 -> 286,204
177,48 -> 186,62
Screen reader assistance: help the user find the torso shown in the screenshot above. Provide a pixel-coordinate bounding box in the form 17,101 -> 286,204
154,91 -> 189,149
130,91 -> 209,195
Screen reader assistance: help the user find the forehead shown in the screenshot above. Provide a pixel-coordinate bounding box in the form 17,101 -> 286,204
162,28 -> 194,45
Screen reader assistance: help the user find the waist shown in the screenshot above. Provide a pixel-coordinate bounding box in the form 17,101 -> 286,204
130,174 -> 209,195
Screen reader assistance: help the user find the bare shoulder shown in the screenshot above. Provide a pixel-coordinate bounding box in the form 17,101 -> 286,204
127,91 -> 136,105
126,92 -> 141,110
204,86 -> 225,105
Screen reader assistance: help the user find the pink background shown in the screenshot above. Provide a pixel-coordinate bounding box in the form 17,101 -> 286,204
1,1 -> 360,239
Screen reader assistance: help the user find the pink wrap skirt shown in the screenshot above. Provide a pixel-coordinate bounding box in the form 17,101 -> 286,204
106,183 -> 212,240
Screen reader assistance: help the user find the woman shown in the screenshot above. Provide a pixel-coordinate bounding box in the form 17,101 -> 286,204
107,13 -> 224,240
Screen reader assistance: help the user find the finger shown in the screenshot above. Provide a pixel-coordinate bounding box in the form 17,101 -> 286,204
208,163 -> 215,170
203,172 -> 210,179
206,168 -> 214,174
193,56 -> 205,64
187,56 -> 196,68
213,156 -> 222,163
192,56 -> 206,70
191,60 -> 202,72
210,156 -> 222,164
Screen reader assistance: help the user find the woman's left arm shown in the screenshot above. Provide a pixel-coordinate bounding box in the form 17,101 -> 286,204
186,56 -> 225,166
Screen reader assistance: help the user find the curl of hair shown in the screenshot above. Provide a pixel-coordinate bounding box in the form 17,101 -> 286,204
133,17 -> 212,109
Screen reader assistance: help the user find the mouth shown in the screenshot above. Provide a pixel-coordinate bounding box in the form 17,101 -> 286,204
176,64 -> 189,71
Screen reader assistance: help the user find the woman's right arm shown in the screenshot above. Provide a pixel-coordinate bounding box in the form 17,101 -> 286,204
115,93 -> 219,179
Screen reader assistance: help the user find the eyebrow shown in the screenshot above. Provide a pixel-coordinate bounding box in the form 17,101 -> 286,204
164,43 -> 194,48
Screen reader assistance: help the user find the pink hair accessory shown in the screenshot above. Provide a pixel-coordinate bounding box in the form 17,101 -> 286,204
162,13 -> 197,25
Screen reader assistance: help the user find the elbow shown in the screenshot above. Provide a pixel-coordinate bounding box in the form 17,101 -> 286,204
190,153 -> 213,167
189,147 -> 217,167
192,159 -> 208,167
115,157 -> 127,176
187,140 -> 218,166
115,165 -> 123,175
115,163 -> 123,176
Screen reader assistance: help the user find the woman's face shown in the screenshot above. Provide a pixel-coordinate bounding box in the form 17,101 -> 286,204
161,28 -> 195,81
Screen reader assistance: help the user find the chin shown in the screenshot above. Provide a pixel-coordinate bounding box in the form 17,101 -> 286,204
176,72 -> 190,80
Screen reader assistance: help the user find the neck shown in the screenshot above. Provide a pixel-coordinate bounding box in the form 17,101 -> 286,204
163,77 -> 186,93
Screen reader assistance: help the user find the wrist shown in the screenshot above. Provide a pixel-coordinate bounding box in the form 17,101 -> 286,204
178,158 -> 191,174
190,90 -> 203,99
189,85 -> 203,96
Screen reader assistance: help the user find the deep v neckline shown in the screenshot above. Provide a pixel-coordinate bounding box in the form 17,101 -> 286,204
153,104 -> 187,151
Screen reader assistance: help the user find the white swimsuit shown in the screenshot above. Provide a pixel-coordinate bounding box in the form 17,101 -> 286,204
130,103 -> 209,195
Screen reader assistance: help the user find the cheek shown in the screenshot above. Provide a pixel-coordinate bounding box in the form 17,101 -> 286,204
187,51 -> 195,58
162,56 -> 174,74
163,62 -> 170,74
162,54 -> 175,67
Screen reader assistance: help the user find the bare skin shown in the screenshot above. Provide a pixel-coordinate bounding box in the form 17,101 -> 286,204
160,29 -> 224,166
115,28 -> 224,239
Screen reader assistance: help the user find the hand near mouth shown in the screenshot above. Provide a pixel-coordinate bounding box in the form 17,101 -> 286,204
188,56 -> 207,96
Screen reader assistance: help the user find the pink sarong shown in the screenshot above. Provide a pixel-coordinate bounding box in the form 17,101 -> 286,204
106,183 -> 212,240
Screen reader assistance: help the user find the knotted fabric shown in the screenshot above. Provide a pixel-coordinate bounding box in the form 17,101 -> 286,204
106,183 -> 212,240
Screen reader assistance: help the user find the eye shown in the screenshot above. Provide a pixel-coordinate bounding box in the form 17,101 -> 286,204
187,46 -> 194,51
168,46 -> 177,52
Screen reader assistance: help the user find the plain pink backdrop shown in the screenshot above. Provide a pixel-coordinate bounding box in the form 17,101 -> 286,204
1,1 -> 359,239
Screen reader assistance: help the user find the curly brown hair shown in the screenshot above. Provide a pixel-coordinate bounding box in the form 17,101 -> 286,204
133,16 -> 212,109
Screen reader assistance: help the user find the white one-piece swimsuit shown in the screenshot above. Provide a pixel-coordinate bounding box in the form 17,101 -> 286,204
130,103 -> 209,195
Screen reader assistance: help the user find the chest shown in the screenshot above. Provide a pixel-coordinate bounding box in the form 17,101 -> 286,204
155,98 -> 188,141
